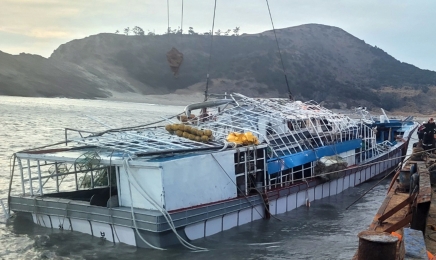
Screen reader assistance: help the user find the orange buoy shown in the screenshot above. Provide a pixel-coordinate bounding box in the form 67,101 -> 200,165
391,232 -> 402,241
427,250 -> 435,260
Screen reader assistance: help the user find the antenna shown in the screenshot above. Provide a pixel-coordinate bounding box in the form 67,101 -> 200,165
265,0 -> 294,101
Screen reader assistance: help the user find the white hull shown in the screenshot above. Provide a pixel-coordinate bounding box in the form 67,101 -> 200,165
27,147 -> 402,247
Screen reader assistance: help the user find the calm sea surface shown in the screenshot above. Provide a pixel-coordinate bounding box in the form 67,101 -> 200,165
0,96 -> 416,260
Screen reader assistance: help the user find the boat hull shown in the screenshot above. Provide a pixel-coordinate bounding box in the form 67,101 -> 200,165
11,142 -> 407,248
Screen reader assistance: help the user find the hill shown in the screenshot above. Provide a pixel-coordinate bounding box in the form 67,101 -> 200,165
0,51 -> 109,98
1,24 -> 436,113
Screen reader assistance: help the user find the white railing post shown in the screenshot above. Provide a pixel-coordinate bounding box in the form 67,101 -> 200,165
37,160 -> 43,195
55,162 -> 59,192
18,158 -> 25,195
74,163 -> 78,190
27,159 -> 34,196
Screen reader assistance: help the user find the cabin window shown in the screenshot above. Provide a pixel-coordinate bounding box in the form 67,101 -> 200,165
287,121 -> 294,131
321,119 -> 332,131
297,120 -> 306,129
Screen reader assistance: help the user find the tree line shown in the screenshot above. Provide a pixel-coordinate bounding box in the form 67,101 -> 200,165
114,26 -> 241,36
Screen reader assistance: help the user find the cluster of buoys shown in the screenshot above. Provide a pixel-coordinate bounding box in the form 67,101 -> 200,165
165,124 -> 213,142
177,114 -> 196,123
226,132 -> 259,145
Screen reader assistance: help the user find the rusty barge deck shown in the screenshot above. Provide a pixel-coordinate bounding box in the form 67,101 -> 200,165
354,154 -> 435,260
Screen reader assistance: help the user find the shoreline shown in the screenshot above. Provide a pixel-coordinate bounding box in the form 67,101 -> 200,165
1,93 -> 433,117
99,91 -> 205,106
95,92 -> 436,118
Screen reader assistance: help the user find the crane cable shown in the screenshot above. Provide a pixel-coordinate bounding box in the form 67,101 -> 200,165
181,0 -> 184,37
167,0 -> 170,35
204,0 -> 218,102
265,0 -> 293,100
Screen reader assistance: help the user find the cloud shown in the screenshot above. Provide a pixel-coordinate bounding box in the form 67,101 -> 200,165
29,29 -> 71,39
0,0 -> 435,70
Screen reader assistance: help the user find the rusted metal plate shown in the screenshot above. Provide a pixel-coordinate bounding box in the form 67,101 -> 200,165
369,182 -> 411,233
417,162 -> 432,204
353,151 -> 436,259
378,195 -> 415,223
384,214 -> 413,233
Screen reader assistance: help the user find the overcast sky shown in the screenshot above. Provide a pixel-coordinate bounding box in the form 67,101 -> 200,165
1,0 -> 435,71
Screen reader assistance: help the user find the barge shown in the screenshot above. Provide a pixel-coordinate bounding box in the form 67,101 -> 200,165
354,139 -> 436,260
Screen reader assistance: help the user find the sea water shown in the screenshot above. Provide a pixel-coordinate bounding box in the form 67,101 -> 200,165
0,96 -> 415,259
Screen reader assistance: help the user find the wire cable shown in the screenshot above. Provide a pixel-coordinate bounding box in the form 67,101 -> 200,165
264,0 -> 293,100
204,0 -> 218,102
123,157 -> 208,251
181,0 -> 184,36
167,0 -> 170,35
125,165 -> 166,250
209,153 -> 282,221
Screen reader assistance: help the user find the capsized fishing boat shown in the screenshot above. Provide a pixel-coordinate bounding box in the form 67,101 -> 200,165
0,93 -> 417,250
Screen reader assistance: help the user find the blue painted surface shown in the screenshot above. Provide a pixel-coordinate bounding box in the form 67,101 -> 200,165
267,139 -> 361,174
404,228 -> 427,259
396,127 -> 411,132
372,120 -> 415,143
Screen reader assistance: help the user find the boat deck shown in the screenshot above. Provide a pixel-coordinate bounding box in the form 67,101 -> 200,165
354,159 -> 433,259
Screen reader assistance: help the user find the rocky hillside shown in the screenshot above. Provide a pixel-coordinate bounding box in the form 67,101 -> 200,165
1,24 -> 436,113
0,51 -> 109,98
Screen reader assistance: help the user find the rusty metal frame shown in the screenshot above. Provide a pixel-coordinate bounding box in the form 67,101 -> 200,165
378,193 -> 417,224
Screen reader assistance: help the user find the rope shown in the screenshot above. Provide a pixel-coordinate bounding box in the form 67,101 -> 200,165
97,112 -> 184,135
254,139 -> 429,193
107,151 -> 121,243
345,163 -> 401,210
123,157 -> 208,251
204,0 -> 218,102
345,146 -> 436,210
264,0 -> 293,100
209,153 -> 282,221
19,140 -> 75,152
292,145 -> 436,185
125,166 -> 166,250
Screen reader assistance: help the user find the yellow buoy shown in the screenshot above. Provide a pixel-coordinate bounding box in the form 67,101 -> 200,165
226,132 -> 259,145
204,129 -> 212,136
